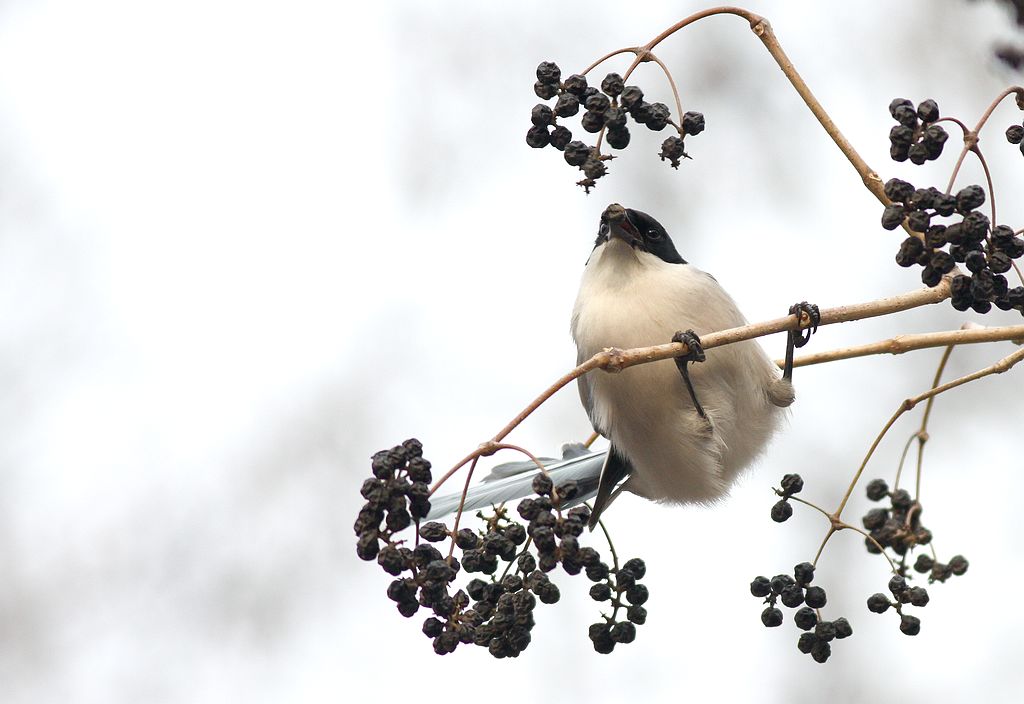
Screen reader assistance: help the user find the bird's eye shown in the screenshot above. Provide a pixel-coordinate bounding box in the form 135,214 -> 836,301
599,223 -> 610,237
647,229 -> 662,240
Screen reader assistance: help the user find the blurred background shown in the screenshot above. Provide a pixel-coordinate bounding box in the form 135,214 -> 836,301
2,1 -> 1023,702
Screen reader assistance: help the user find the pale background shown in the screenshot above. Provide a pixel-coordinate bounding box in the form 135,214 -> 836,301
2,1 -> 1023,702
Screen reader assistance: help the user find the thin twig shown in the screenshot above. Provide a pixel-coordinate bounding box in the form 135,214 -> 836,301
431,283 -> 951,494
783,323 -> 1024,369
833,346 -> 1024,518
747,19 -> 887,203
615,7 -> 887,203
944,86 -> 1024,197
891,434 -> 917,494
913,341 -> 957,501
643,50 -> 685,135
447,455 -> 481,559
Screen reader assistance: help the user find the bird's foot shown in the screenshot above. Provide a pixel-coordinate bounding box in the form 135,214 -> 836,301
672,329 -> 709,421
783,302 -> 820,381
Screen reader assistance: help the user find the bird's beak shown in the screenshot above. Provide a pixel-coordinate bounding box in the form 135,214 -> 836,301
603,203 -> 641,247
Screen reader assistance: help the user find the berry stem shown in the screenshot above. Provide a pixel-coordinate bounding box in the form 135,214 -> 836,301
891,433 -> 916,495
640,7 -> 890,204
447,455 -> 481,559
935,116 -> 971,136
591,507 -> 620,573
811,527 -> 835,568
840,523 -> 899,573
641,50 -> 685,138
786,494 -> 832,520
580,47 -> 644,77
499,535 -> 534,582
490,442 -> 564,520
942,88 -> 1023,273
911,341 -> 958,501
970,146 -> 999,243
834,346 -> 1024,519
588,504 -> 623,624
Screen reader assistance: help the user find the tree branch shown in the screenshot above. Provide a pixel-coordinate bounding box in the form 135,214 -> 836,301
431,281 -> 952,494
781,323 -> 1024,369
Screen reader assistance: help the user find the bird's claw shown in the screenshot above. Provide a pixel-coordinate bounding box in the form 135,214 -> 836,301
672,329 -> 708,420
783,302 -> 819,383
789,302 -> 820,348
672,329 -> 706,363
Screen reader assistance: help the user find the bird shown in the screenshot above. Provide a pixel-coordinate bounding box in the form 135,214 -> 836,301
428,204 -> 815,527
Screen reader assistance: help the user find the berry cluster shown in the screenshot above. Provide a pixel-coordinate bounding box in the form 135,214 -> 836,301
912,552 -> 969,583
356,439 -> 433,563
862,478 -> 969,584
523,476 -> 650,653
769,472 -> 804,522
1006,121 -> 1024,155
426,505 -> 558,658
356,440 -> 649,657
861,478 -> 932,556
527,61 -> 705,192
755,473 -> 855,663
865,574 -> 931,637
882,178 -> 1024,314
887,98 -> 948,164
750,561 -> 852,664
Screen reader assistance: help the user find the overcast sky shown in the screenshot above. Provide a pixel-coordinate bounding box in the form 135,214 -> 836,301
2,1 -> 1023,702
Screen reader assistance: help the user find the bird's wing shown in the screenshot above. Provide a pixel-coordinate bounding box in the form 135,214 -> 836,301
587,444 -> 633,529
426,447 -> 607,520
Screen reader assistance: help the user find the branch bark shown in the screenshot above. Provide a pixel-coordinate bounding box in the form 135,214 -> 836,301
781,323 -> 1024,369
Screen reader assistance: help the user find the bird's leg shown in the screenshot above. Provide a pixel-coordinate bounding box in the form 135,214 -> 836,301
783,302 -> 820,381
671,330 -> 709,421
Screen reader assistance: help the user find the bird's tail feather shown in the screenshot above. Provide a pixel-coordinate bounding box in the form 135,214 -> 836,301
426,444 -> 607,520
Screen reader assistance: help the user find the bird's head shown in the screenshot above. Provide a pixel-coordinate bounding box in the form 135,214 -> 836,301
595,204 -> 686,265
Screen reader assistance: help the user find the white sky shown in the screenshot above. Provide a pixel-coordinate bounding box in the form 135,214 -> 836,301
1,1 -> 1023,702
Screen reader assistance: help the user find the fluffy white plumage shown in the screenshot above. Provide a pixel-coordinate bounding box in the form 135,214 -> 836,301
426,206 -> 795,524
571,233 -> 792,507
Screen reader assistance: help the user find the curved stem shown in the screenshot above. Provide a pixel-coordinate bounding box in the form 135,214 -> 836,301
835,345 -> 1024,518
787,494 -> 832,520
842,523 -> 899,573
913,342 -> 956,501
973,145 -> 998,234
641,6 -> 762,54
944,86 -> 1024,197
580,47 -> 644,76
891,434 -> 916,494
811,527 -> 836,568
644,50 -> 685,134
748,20 -> 885,202
834,406 -> 904,519
447,455 -> 480,559
630,7 -> 887,203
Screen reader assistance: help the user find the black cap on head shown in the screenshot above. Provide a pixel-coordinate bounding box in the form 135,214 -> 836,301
595,204 -> 686,264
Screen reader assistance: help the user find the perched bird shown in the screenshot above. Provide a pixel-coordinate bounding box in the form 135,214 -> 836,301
428,204 -> 814,527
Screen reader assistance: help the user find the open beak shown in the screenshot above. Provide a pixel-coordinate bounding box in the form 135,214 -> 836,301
602,203 -> 641,247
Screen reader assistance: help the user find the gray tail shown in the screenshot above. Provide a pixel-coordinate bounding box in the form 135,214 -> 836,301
425,443 -> 607,520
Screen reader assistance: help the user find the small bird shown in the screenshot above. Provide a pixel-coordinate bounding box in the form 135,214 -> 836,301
428,204 -> 815,526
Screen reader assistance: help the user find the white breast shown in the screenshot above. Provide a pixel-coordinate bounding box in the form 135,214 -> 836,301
570,239 -> 785,505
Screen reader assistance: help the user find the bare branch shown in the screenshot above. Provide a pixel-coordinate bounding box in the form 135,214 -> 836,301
432,282 -> 952,493
782,323 -> 1024,369
834,345 -> 1024,518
